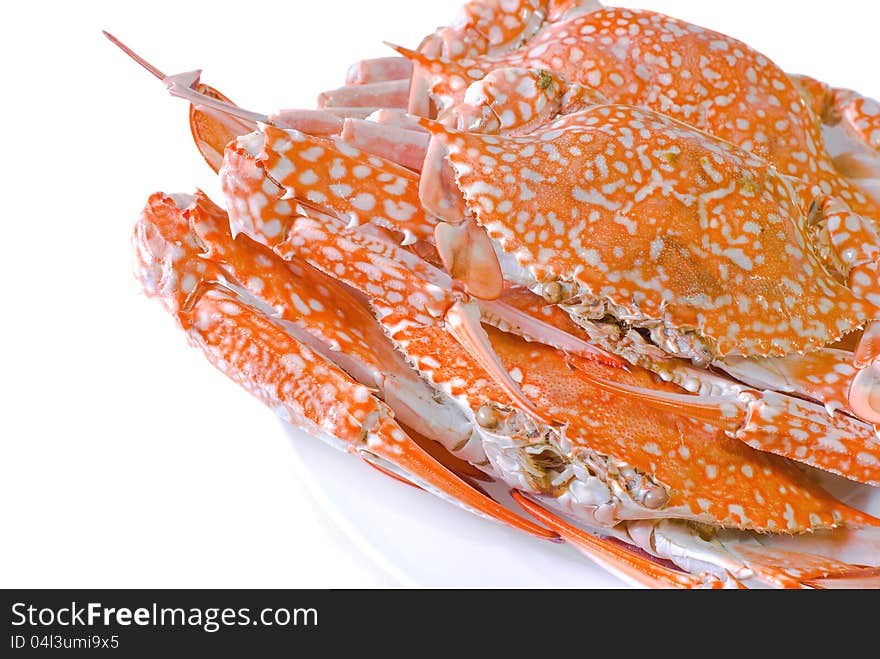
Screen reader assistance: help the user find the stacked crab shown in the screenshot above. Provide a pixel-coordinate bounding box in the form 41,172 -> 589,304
113,0 -> 880,587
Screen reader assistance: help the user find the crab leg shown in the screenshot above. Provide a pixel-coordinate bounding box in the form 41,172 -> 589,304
213,139 -> 880,538
719,349 -> 858,414
415,0 -> 555,61
516,493 -> 880,588
346,56 -> 413,85
136,192 -> 561,540
108,30 -> 385,146
259,210 -> 874,535
222,123 -> 880,485
267,108 -> 383,137
179,191 -> 495,466
191,287 -> 556,537
105,35 -> 403,172
438,67 -> 607,135
494,284 -> 880,480
478,288 -> 866,408
575,370 -> 880,486
792,74 -> 880,155
221,127 -> 621,358
511,492 -> 728,589
318,79 -> 411,110
329,68 -> 608,172
340,118 -> 429,171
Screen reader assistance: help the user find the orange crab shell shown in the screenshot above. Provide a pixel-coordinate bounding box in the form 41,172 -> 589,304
423,105 -> 870,359
486,326 -> 876,532
410,6 -> 878,221
276,213 -> 874,533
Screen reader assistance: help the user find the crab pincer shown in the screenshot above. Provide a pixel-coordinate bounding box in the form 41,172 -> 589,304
134,192 -> 560,540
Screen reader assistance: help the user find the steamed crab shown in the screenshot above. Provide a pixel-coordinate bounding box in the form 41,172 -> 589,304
107,0 -> 880,587
327,2 -> 880,430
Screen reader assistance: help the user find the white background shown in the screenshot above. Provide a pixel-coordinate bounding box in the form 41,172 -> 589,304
1,1 -> 878,588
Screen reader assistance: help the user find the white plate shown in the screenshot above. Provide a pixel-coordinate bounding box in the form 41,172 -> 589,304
282,423 -> 630,588
284,422 -> 880,588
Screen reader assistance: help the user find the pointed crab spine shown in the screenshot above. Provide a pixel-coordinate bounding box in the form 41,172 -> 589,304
104,32 -> 261,173
719,350 -> 858,415
541,514 -> 880,589
648,520 -> 880,589
318,79 -> 411,110
339,118 -> 430,172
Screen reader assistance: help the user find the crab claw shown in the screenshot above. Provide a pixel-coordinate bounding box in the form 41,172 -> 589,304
834,88 -> 880,153
136,192 -> 558,543
386,43 -> 479,118
419,123 -> 506,301
418,126 -> 470,221
434,219 -> 504,300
